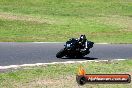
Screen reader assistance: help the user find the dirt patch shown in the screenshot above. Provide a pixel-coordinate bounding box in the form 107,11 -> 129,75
97,16 -> 132,31
0,12 -> 55,24
18,76 -> 83,88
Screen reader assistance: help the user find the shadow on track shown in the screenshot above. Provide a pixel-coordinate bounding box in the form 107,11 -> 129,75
61,57 -> 98,60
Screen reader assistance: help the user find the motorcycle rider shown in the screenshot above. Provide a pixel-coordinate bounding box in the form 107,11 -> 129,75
78,35 -> 90,54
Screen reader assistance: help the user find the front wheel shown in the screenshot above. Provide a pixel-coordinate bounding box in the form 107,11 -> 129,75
56,48 -> 65,58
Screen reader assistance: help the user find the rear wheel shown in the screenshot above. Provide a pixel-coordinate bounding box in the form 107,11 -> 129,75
56,49 -> 65,58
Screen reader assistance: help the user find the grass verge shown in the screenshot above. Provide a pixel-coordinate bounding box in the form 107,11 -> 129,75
0,0 -> 132,43
0,60 -> 132,88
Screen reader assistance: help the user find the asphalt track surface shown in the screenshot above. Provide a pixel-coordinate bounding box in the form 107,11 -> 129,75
0,42 -> 132,66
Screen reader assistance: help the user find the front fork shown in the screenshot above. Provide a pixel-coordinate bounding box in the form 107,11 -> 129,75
81,48 -> 90,56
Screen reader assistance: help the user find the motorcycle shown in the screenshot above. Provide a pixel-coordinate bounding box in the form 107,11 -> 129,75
56,36 -> 94,58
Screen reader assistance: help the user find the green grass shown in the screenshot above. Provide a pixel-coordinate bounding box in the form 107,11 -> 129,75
0,60 -> 132,88
0,0 -> 132,42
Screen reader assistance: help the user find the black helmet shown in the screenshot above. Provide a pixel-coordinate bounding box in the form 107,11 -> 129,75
79,35 -> 86,43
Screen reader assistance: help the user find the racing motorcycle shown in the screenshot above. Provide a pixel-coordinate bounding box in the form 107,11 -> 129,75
56,36 -> 94,58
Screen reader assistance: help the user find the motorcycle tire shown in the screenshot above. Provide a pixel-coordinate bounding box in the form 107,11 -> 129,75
56,48 -> 65,58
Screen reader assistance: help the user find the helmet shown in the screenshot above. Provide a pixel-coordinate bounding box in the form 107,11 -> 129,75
79,35 -> 86,43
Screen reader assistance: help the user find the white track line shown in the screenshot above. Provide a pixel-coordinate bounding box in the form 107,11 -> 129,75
96,43 -> 109,44
33,42 -> 109,44
0,59 -> 125,70
33,42 -> 64,43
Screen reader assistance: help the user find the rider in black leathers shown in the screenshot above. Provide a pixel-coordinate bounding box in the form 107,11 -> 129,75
78,35 -> 90,55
